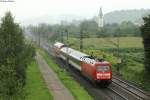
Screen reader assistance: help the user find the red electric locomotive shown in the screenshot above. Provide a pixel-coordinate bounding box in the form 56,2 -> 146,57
53,42 -> 112,87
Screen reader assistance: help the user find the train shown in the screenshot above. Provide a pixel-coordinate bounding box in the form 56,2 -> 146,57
53,42 -> 112,87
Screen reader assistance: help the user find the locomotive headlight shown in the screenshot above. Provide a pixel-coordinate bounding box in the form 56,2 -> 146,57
96,66 -> 110,72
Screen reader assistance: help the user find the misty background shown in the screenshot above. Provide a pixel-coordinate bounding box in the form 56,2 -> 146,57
0,0 -> 150,26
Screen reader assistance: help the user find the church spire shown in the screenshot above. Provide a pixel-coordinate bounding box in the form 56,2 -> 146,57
98,7 -> 104,27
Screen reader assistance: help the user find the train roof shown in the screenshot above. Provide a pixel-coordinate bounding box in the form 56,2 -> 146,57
58,42 -> 110,65
61,47 -> 88,61
54,42 -> 65,49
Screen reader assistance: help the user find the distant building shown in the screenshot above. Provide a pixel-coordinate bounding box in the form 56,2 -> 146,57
98,7 -> 104,27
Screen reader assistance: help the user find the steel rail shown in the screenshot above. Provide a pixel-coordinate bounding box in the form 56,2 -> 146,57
112,77 -> 150,100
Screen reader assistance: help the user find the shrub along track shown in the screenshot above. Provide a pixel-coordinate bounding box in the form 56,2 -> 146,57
42,43 -> 150,100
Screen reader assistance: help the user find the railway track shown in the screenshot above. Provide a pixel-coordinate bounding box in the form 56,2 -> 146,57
112,77 -> 150,100
55,57 -> 129,100
107,87 -> 129,100
53,56 -> 136,100
41,43 -> 150,100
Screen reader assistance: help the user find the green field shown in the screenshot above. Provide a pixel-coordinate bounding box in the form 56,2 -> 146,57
25,60 -> 53,100
65,37 -> 143,49
38,49 -> 93,100
84,37 -> 143,48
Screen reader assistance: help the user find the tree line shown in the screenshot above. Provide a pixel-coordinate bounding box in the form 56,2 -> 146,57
0,12 -> 35,100
27,19 -> 141,42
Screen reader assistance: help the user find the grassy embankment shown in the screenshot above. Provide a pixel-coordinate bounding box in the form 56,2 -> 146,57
64,37 -> 150,91
25,60 -> 53,100
38,48 -> 93,100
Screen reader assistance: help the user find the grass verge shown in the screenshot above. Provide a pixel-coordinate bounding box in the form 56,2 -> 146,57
25,59 -> 53,100
38,48 -> 93,100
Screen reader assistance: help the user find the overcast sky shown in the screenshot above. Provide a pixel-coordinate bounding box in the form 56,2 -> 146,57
0,0 -> 150,25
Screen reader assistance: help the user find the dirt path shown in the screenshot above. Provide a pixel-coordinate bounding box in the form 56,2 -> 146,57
35,53 -> 75,100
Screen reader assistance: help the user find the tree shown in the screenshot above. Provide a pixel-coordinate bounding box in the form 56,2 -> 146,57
119,21 -> 140,37
80,20 -> 98,38
0,12 -> 35,99
140,15 -> 150,76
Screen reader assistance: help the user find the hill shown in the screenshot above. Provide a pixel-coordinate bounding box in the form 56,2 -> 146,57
104,9 -> 150,24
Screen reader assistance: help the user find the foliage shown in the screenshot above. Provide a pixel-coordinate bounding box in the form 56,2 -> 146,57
26,20 -> 141,45
96,22 -> 141,37
84,49 -> 117,65
140,15 -> 150,76
80,20 -> 98,38
0,12 -> 35,99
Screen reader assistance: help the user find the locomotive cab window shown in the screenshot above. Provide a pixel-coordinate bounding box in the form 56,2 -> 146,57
96,66 -> 110,72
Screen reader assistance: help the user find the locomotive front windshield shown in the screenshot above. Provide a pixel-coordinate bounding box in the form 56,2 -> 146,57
96,66 -> 110,72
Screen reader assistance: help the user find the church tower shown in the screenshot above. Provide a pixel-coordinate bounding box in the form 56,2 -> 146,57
98,7 -> 104,27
